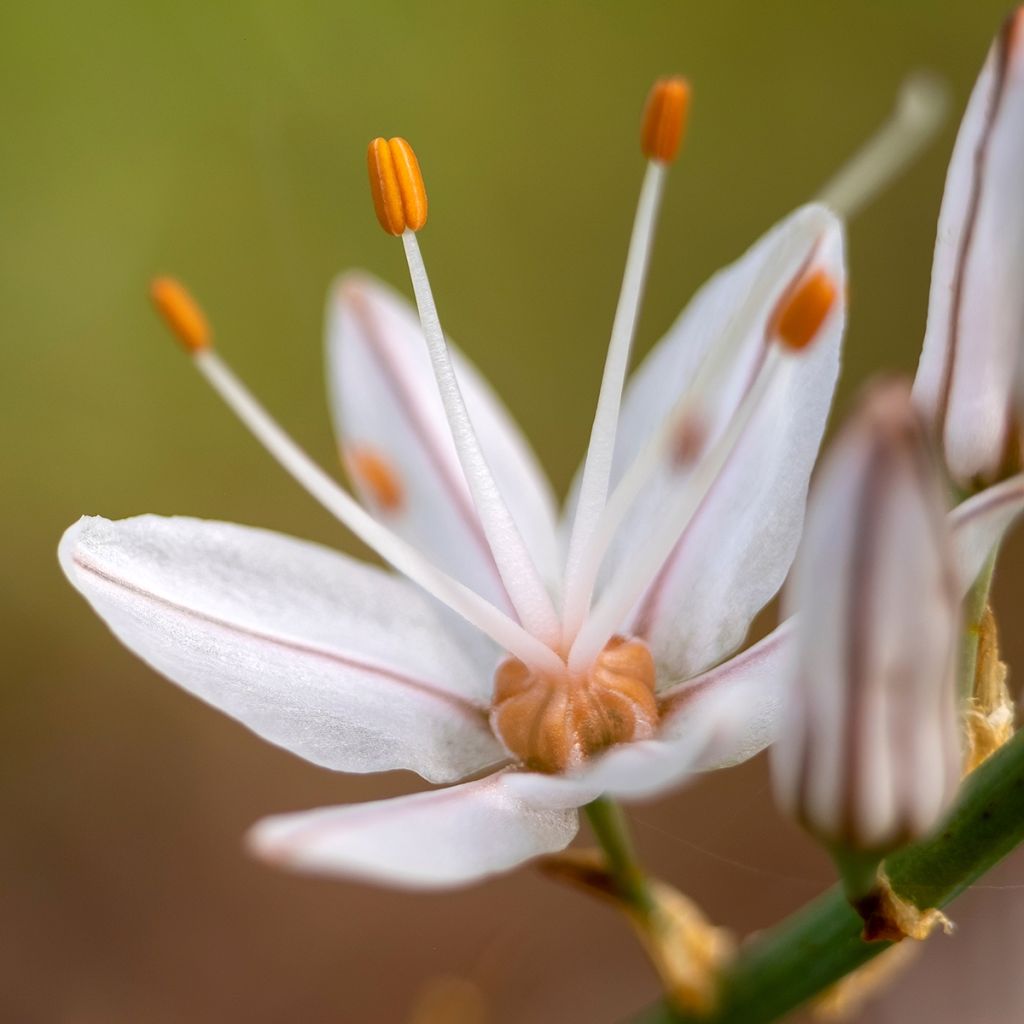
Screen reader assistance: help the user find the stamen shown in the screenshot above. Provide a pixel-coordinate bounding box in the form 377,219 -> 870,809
773,268 -> 838,351
149,279 -> 562,675
566,227 -> 836,646
343,444 -> 405,512
568,267 -> 839,673
561,76 -> 690,647
568,347 -> 786,673
817,72 -> 949,219
150,277 -> 211,353
371,142 -> 561,649
367,137 -> 429,235
641,76 -> 692,163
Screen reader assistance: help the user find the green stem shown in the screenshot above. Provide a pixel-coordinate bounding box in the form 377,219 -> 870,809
630,727 -> 1024,1024
585,796 -> 656,915
958,548 -> 997,701
829,845 -> 883,904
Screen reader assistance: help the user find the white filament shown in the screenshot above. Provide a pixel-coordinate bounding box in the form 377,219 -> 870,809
568,346 -> 786,672
565,232 -> 817,638
817,72 -> 949,219
561,161 -> 668,646
194,349 -> 564,674
401,231 -> 562,648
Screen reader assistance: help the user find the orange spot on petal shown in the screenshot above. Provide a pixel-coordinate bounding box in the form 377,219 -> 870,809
345,445 -> 405,512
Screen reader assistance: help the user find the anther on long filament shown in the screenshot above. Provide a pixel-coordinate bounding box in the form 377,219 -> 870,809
146,280 -> 561,674
150,277 -> 211,353
641,76 -> 692,163
368,137 -> 429,235
559,75 -> 689,648
773,269 -> 838,351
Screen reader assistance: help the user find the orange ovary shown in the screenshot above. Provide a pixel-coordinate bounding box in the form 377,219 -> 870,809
367,137 -> 428,235
491,636 -> 660,773
641,76 -> 692,163
150,277 -> 211,352
345,445 -> 405,512
774,269 -> 838,351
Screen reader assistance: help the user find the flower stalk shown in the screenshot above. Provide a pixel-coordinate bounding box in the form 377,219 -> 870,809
583,796 -> 656,915
632,724 -> 1024,1024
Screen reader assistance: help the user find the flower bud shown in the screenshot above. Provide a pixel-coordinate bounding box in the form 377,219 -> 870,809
772,380 -> 962,851
913,9 -> 1024,488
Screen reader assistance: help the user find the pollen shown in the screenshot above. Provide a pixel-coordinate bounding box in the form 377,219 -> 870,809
367,137 -> 428,236
773,268 -> 838,351
641,76 -> 691,163
491,636 -> 659,773
150,277 -> 210,353
344,444 -> 405,512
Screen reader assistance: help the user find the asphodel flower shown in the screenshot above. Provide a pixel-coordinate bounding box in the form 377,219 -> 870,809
914,7 -> 1024,490
772,381 -> 962,851
61,76 -> 1012,890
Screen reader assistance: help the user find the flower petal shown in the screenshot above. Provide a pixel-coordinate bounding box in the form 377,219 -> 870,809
59,515 -> 503,782
657,620 -> 794,771
247,772 -> 579,889
585,204 -> 844,683
326,273 -> 562,608
950,472 -> 1024,592
913,12 -> 1024,485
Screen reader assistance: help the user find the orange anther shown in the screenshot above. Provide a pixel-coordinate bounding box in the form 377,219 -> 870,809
367,137 -> 428,236
345,444 -> 405,512
641,76 -> 691,163
774,268 -> 838,351
150,277 -> 210,353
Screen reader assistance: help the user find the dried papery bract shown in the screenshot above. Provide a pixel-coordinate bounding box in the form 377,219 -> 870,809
913,8 -> 1024,488
772,380 -> 962,854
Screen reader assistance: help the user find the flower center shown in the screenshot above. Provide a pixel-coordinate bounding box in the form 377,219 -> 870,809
490,636 -> 659,773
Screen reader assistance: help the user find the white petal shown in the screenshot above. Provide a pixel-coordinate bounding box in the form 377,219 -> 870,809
950,472 -> 1024,592
247,772 -> 579,889
588,205 -> 844,682
326,273 -> 562,608
59,515 -> 503,783
914,13 -> 1024,484
657,620 -> 794,771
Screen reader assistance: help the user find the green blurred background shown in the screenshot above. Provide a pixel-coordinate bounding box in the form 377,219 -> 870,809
3,1 -> 1024,1021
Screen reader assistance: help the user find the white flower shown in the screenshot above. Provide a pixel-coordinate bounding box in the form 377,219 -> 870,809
913,8 -> 1024,488
60,78 -> 1024,891
772,381 -> 961,850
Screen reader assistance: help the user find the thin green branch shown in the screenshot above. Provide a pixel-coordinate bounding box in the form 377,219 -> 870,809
585,797 -> 656,915
631,727 -> 1024,1024
958,549 -> 998,701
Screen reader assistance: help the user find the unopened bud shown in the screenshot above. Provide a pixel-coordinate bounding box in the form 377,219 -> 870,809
912,7 -> 1024,488
772,379 -> 961,852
